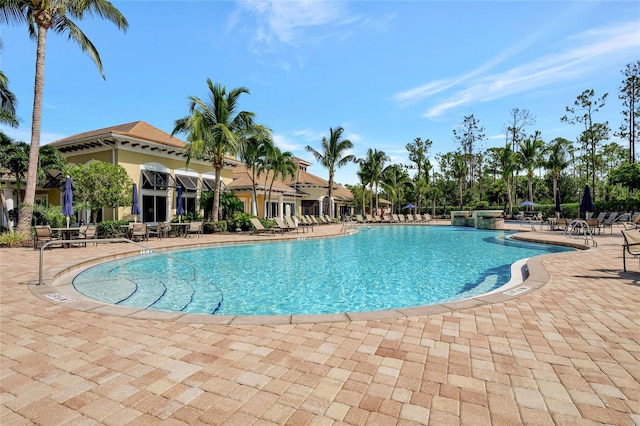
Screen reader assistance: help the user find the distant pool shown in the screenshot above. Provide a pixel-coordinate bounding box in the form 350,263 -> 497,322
73,226 -> 572,316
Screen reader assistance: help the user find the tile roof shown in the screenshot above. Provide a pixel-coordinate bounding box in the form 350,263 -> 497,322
230,166 -> 296,193
51,121 -> 186,148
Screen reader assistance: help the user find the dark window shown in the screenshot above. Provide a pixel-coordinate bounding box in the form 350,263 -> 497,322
141,170 -> 175,190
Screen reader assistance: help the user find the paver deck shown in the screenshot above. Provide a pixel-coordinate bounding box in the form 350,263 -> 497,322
1,222 -> 638,425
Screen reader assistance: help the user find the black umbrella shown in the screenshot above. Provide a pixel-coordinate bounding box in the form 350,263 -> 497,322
580,185 -> 594,219
131,183 -> 141,222
554,188 -> 562,218
62,176 -> 74,228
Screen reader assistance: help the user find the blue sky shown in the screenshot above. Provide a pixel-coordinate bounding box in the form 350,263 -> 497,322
2,0 -> 639,185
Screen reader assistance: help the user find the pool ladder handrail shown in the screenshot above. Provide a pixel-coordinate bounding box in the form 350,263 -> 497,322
38,237 -> 198,286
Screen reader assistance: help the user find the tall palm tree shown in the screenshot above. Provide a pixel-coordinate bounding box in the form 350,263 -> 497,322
544,137 -> 572,203
239,131 -> 273,216
518,130 -> 544,207
488,145 -> 518,217
173,79 -> 265,222
381,164 -> 412,214
263,147 -> 296,219
305,127 -> 355,219
362,149 -> 388,214
450,151 -> 468,210
2,0 -> 128,232
356,161 -> 370,214
0,39 -> 18,127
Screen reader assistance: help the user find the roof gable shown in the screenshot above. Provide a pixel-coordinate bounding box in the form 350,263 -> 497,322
51,121 -> 186,148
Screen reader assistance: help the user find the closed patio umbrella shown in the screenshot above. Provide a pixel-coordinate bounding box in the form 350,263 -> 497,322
580,185 -> 594,219
62,176 -> 74,228
176,186 -> 185,222
131,183 -> 141,223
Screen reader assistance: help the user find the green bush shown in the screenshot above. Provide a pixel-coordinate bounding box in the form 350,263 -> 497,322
205,220 -> 227,233
0,230 -> 30,247
97,220 -> 129,238
230,213 -> 254,231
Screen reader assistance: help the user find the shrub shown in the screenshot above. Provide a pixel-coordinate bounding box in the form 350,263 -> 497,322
97,220 -> 129,238
0,230 -> 30,247
205,220 -> 227,233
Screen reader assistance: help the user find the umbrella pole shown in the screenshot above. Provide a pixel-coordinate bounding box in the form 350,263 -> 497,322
66,216 -> 70,228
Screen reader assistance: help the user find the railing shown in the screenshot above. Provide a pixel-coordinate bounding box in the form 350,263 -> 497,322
563,220 -> 598,247
38,238 -> 197,286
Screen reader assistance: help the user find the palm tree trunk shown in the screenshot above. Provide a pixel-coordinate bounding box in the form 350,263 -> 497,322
212,166 -> 221,222
17,27 -> 47,232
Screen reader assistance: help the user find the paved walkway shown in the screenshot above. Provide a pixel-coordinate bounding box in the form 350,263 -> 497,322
1,223 -> 638,425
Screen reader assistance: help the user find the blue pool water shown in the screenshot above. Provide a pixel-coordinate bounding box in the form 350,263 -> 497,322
73,226 -> 572,316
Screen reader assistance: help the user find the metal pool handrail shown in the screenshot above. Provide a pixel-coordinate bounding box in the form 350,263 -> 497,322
38,238 -> 197,286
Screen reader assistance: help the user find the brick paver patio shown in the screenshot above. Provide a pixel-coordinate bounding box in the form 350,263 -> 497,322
1,223 -> 638,425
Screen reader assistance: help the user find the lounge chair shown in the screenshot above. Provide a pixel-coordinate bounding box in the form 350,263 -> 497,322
298,216 -> 314,231
249,218 -> 275,235
285,216 -> 306,233
365,214 -> 376,223
423,213 -> 433,223
73,224 -> 97,247
623,213 -> 640,230
33,225 -> 61,250
187,221 -> 203,238
602,212 -> 619,234
622,230 -> 640,272
398,214 -> 407,223
274,217 -> 295,232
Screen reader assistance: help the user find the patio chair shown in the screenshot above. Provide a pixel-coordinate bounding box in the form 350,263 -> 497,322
285,216 -> 307,233
249,218 -> 276,235
33,225 -> 61,250
621,229 -> 640,272
298,216 -> 314,231
148,221 -> 170,239
73,224 -> 97,247
423,213 -> 434,223
131,223 -> 149,242
187,221 -> 203,238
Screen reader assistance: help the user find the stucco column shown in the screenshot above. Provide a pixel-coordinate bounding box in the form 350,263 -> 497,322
278,194 -> 284,219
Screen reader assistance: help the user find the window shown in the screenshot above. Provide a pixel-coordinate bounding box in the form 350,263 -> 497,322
141,170 -> 175,190
143,195 -> 167,222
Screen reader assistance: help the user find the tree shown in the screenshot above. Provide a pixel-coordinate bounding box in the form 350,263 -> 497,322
173,79 -> 265,222
618,61 -> 640,163
69,161 -> 132,224
2,0 -> 128,232
562,89 -> 610,198
0,133 -> 27,225
453,114 -> 485,190
544,137 -> 572,207
0,39 -> 18,127
487,145 -> 518,216
517,130 -> 544,206
380,164 -> 412,214
356,161 -> 370,214
263,147 -> 296,219
239,131 -> 273,216
450,151 -> 468,210
359,148 -> 388,214
305,127 -> 355,219
406,137 -> 432,182
609,162 -> 640,191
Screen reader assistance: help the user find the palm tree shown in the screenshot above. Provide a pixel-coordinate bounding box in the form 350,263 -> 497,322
0,39 -> 18,127
381,164 -> 412,214
239,132 -> 273,216
305,127 -> 355,219
173,79 -> 265,222
518,130 -> 544,207
2,0 -> 128,232
263,147 -> 296,218
361,149 -> 388,215
544,137 -> 572,204
488,145 -> 518,217
356,161 -> 370,214
451,151 -> 468,210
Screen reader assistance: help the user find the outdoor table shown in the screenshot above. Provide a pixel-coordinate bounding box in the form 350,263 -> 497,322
49,227 -> 81,247
169,222 -> 190,237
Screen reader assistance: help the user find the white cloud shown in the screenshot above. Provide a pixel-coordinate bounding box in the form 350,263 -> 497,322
237,0 -> 352,45
395,20 -> 640,119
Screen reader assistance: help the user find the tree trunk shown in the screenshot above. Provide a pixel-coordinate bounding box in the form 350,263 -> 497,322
18,27 -> 47,232
212,166 -> 221,222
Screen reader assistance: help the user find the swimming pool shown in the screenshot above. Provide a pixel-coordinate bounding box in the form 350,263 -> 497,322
73,226 -> 572,316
